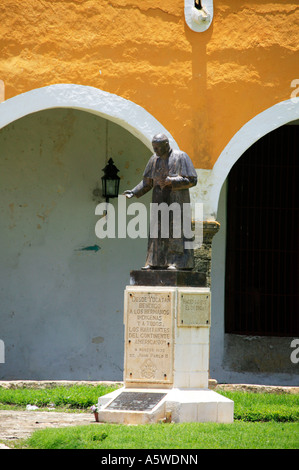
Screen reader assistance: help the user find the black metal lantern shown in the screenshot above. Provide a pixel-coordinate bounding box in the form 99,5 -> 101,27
101,158 -> 120,203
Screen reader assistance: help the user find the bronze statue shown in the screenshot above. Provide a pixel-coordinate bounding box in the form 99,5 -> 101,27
124,134 -> 197,270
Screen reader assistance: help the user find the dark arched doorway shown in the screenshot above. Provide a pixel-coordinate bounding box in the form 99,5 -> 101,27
225,124 -> 298,337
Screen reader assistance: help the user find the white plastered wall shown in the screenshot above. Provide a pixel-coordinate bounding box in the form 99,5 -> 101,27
0,85 -> 179,380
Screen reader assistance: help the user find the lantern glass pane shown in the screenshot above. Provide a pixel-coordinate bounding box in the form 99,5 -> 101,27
106,179 -> 117,197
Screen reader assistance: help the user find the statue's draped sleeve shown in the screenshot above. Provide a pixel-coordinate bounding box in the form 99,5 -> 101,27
131,156 -> 155,198
131,151 -> 197,196
168,152 -> 197,190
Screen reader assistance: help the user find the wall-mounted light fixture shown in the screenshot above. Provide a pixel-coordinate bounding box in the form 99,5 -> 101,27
101,158 -> 120,204
93,120 -> 120,205
184,0 -> 213,32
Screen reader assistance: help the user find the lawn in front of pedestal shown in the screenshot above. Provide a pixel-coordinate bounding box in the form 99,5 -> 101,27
16,421 -> 299,449
0,386 -> 298,449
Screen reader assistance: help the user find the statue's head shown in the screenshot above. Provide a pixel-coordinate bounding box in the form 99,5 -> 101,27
152,134 -> 170,156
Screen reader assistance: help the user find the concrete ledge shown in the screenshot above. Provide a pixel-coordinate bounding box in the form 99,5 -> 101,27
165,389 -> 234,423
0,380 -> 298,393
0,380 -> 123,389
97,387 -> 234,424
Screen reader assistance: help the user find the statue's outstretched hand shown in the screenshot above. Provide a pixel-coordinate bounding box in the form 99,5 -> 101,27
123,190 -> 134,199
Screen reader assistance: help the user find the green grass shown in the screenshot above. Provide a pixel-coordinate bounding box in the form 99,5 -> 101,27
1,385 -> 298,449
20,422 -> 299,449
218,390 -> 299,422
0,383 -> 119,411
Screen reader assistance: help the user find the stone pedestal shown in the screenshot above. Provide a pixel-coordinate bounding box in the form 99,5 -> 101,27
97,271 -> 233,424
193,220 -> 220,287
130,269 -> 206,287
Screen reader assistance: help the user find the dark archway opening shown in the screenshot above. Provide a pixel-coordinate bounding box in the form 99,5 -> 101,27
225,124 -> 298,337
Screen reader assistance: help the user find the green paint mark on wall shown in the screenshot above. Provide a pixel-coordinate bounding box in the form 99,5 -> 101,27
78,244 -> 101,252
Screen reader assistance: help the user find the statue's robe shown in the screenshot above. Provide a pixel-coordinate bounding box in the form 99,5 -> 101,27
131,149 -> 197,269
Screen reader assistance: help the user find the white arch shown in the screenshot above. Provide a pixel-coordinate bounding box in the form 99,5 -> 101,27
0,84 -> 179,151
193,99 -> 299,220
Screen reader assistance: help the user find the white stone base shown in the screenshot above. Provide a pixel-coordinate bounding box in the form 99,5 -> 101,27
97,387 -> 234,424
165,388 -> 234,423
97,285 -> 234,425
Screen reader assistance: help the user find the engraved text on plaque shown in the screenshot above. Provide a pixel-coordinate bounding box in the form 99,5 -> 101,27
178,291 -> 211,327
125,289 -> 174,385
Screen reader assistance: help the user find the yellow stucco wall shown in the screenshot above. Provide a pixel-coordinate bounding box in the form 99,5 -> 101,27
0,0 -> 298,168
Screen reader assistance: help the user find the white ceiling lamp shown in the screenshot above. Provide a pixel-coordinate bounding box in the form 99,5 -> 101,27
185,0 -> 213,32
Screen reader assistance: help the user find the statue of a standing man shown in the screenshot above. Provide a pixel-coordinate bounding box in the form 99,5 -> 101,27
124,134 -> 197,270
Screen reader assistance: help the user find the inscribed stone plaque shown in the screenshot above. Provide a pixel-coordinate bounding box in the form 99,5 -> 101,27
106,392 -> 167,411
124,289 -> 174,385
178,291 -> 211,327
